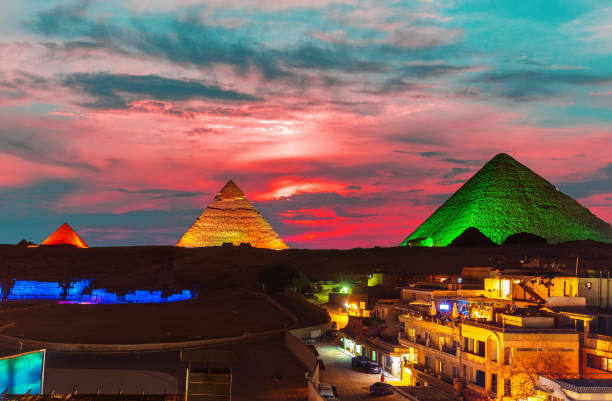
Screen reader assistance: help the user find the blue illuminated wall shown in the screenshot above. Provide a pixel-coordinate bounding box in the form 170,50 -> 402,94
1,279 -> 192,304
0,350 -> 44,394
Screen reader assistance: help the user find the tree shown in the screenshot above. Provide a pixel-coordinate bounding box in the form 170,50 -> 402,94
511,344 -> 575,400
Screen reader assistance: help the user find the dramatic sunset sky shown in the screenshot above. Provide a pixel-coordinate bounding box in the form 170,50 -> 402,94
1,1 -> 611,248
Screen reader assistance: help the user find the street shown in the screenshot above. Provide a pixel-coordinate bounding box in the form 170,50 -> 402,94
317,340 -> 407,401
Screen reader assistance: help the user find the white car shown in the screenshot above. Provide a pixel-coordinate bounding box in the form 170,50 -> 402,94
319,382 -> 340,400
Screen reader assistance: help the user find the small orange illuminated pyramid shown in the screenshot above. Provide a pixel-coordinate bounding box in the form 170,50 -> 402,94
176,180 -> 289,250
40,223 -> 88,248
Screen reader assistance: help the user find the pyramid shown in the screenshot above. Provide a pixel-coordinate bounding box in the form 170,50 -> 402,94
176,180 -> 289,250
40,223 -> 89,248
401,153 -> 612,246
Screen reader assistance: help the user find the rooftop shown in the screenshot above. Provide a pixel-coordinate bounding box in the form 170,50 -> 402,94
550,378 -> 612,393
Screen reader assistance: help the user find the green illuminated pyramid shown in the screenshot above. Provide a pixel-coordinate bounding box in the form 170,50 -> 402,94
402,153 -> 612,246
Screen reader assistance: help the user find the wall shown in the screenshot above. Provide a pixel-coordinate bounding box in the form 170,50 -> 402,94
290,322 -> 331,340
285,331 -> 319,383
579,277 -> 612,308
307,381 -> 326,401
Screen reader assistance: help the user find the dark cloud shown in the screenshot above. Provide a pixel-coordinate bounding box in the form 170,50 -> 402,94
441,157 -> 482,166
109,188 -> 202,199
30,3 -> 388,81
0,179 -> 82,213
62,73 -> 259,109
472,70 -> 612,101
283,43 -> 387,72
401,63 -> 474,78
365,78 -> 423,95
184,127 -> 225,136
128,100 -> 195,119
442,167 -> 471,179
557,163 -> 612,199
281,211 -> 334,222
346,185 -> 361,190
418,151 -> 446,158
0,129 -> 99,172
0,71 -> 49,99
476,70 -> 612,86
334,207 -> 377,218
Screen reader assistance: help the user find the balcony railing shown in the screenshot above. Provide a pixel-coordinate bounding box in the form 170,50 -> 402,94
400,334 -> 459,358
461,318 -> 577,334
400,313 -> 460,328
401,312 -> 577,334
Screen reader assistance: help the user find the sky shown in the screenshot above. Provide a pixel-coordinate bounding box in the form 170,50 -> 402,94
1,0 -> 611,249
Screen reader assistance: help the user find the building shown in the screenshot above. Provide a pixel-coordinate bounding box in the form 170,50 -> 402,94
536,377 -> 612,401
340,301 -> 411,380
398,303 -> 580,401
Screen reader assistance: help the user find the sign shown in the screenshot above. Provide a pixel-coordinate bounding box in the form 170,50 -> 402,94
0,349 -> 46,394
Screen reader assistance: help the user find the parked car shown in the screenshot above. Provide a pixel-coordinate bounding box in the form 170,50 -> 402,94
351,355 -> 369,368
357,361 -> 382,374
319,382 -> 340,400
370,382 -> 394,396
351,356 -> 381,373
307,344 -> 319,357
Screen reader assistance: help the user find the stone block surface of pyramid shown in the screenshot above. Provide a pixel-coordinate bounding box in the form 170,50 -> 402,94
401,153 -> 612,246
176,180 -> 289,250
40,223 -> 89,248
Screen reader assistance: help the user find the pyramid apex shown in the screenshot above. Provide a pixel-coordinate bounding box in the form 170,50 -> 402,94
218,180 -> 246,200
490,153 -> 517,162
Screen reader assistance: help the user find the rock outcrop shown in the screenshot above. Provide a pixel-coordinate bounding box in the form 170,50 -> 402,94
401,153 -> 612,246
176,180 -> 289,250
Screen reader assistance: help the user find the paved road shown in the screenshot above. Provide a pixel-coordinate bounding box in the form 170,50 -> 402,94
317,340 -> 407,401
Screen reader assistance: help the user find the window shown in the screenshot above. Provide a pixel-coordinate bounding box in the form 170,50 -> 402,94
355,344 -> 362,355
436,360 -> 443,374
587,353 -> 612,372
504,379 -> 512,396
477,340 -> 486,357
475,370 -> 486,388
491,374 -> 497,394
504,347 -> 512,365
408,328 -> 416,342
464,337 -> 475,353
372,350 -> 377,361
425,355 -> 432,369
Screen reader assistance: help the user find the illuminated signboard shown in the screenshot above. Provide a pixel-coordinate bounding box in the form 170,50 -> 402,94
0,349 -> 45,394
438,304 -> 450,311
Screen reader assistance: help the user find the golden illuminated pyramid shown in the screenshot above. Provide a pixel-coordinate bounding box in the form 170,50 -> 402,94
176,180 -> 289,250
40,222 -> 89,248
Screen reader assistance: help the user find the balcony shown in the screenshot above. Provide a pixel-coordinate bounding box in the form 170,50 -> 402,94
399,334 -> 459,360
400,313 -> 460,329
411,364 -> 457,395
